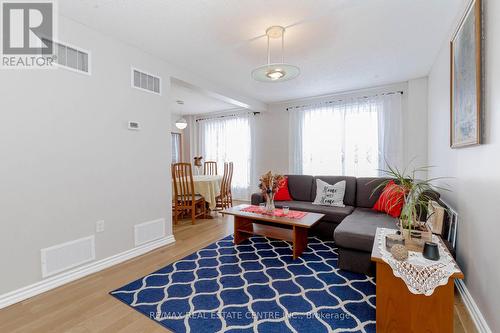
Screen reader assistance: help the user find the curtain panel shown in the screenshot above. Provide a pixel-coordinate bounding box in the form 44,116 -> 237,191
289,93 -> 403,176
197,113 -> 256,200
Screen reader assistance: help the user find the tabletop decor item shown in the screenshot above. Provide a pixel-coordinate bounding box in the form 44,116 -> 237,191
193,156 -> 203,175
240,205 -> 307,219
423,241 -> 440,261
385,233 -> 405,250
258,171 -> 284,212
427,200 -> 445,235
373,163 -> 449,252
390,244 -> 409,261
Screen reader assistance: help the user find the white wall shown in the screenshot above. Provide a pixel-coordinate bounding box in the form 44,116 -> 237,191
255,79 -> 429,177
427,0 -> 498,331
254,108 -> 290,176
0,12 -> 265,298
0,16 -> 180,295
405,78 -> 428,171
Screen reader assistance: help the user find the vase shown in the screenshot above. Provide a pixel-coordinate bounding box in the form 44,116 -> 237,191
265,192 -> 275,212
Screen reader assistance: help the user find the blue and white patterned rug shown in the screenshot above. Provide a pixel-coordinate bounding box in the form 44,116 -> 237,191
111,235 -> 376,333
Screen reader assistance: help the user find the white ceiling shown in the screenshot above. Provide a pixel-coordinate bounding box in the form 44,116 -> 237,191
170,80 -> 239,115
60,0 -> 463,104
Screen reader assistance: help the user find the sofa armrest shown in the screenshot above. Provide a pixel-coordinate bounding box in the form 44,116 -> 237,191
251,193 -> 265,205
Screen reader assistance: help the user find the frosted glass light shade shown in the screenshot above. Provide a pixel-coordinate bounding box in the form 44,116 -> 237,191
175,117 -> 187,129
251,63 -> 300,82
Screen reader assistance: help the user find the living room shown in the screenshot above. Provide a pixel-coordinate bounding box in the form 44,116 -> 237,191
0,1 -> 497,332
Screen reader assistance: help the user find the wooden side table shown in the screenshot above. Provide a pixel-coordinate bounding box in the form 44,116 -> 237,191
371,228 -> 464,333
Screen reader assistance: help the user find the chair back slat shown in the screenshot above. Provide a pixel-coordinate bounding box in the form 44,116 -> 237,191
172,163 -> 195,206
220,163 -> 228,198
227,162 -> 234,197
204,161 -> 218,175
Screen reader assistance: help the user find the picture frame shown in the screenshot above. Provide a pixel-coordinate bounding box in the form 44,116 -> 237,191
450,0 -> 482,148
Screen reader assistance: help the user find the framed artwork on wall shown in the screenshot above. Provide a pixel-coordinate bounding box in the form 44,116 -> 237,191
450,0 -> 482,148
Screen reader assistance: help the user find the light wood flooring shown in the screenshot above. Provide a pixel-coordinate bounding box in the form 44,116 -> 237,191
0,212 -> 476,332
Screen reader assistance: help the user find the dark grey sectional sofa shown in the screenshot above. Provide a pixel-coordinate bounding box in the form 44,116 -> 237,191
251,175 -> 400,275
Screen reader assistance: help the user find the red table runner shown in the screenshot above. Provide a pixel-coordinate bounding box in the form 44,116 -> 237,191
241,205 -> 307,219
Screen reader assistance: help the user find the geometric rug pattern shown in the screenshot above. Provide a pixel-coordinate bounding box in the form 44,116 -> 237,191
111,235 -> 376,333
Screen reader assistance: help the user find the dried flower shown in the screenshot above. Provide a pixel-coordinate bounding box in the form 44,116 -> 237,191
259,171 -> 285,196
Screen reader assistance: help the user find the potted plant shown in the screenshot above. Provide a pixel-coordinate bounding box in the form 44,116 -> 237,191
374,164 -> 448,251
259,171 -> 284,212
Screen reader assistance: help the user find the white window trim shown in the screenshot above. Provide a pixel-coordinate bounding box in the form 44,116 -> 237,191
130,66 -> 162,96
52,39 -> 92,76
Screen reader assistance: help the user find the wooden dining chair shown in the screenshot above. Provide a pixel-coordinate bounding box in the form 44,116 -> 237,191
226,162 -> 234,207
204,161 -> 218,175
172,163 -> 206,225
215,162 -> 230,210
215,162 -> 234,210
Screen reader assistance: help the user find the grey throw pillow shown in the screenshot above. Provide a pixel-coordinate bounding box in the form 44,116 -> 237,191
313,179 -> 346,207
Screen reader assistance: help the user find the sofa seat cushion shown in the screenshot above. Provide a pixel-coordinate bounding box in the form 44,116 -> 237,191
334,208 -> 398,252
274,201 -> 354,224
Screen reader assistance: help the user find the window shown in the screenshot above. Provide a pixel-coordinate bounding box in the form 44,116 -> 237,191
198,113 -> 255,199
290,93 -> 402,176
172,133 -> 182,163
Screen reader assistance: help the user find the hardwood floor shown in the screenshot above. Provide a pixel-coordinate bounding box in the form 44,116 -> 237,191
0,212 -> 476,332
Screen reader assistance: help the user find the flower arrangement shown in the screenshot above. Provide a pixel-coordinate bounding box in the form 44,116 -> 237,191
193,156 -> 203,167
258,171 -> 285,211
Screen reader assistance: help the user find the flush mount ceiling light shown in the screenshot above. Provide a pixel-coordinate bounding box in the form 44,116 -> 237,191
175,100 -> 188,129
251,26 -> 300,83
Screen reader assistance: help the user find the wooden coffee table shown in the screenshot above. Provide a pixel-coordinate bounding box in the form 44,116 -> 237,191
221,204 -> 324,259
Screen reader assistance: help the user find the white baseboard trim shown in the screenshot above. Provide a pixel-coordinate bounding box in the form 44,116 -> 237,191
455,280 -> 492,333
0,235 -> 176,310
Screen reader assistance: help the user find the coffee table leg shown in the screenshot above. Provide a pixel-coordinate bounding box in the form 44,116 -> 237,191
234,216 -> 252,244
293,226 -> 308,259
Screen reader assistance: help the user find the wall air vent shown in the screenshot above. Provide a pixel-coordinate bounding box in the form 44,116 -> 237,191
41,236 -> 95,277
45,39 -> 90,74
131,67 -> 161,95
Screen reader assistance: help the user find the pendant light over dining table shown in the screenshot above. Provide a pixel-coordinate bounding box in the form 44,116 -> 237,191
252,26 -> 300,82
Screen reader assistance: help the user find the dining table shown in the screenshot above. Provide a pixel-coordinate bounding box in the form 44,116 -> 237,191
191,175 -> 223,210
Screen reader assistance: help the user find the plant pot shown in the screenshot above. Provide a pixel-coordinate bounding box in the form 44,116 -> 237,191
400,222 -> 432,252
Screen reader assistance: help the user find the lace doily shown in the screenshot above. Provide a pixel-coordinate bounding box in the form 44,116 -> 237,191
377,228 -> 461,296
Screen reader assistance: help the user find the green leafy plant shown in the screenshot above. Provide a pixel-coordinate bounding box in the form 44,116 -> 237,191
373,163 -> 449,231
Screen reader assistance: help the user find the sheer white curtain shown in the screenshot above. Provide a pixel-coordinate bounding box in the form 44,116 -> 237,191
289,93 -> 403,176
198,113 -> 256,199
171,133 -> 181,163
377,93 -> 403,172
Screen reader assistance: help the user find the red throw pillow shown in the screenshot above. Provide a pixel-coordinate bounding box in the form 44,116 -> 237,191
373,180 -> 405,218
274,177 -> 293,201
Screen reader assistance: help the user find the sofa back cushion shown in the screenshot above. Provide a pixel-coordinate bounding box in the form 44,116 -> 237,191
356,177 -> 390,208
312,176 -> 356,206
286,175 -> 314,201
